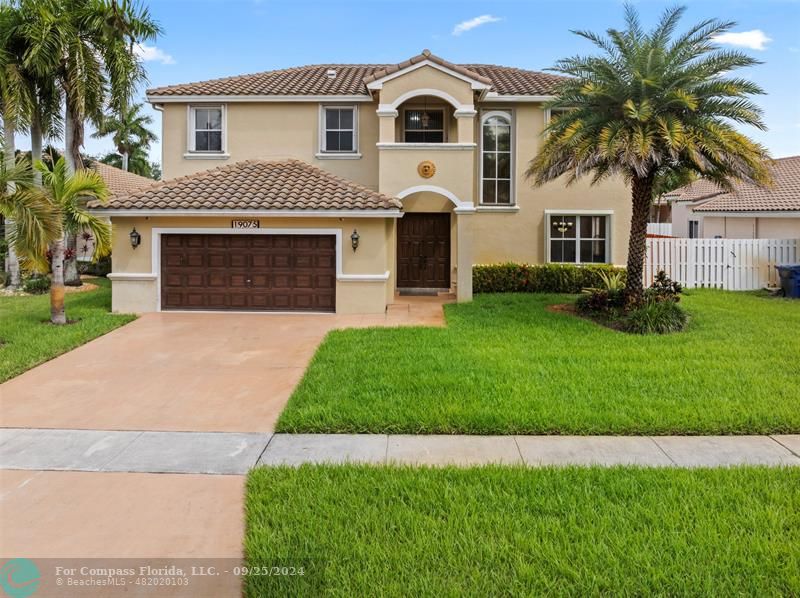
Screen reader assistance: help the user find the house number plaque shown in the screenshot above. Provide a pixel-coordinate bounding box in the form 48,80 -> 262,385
231,219 -> 260,229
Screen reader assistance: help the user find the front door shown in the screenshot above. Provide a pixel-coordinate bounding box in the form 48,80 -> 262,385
397,213 -> 451,289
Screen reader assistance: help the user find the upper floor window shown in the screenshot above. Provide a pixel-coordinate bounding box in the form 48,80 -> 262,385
404,109 -> 445,143
481,111 -> 513,205
189,106 -> 224,153
321,106 -> 357,153
546,212 -> 611,264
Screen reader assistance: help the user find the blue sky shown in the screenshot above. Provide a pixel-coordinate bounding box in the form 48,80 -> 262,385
62,0 -> 800,161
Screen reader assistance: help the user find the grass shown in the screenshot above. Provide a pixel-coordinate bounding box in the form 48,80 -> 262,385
245,465 -> 800,596
0,278 -> 135,382
277,290 -> 800,435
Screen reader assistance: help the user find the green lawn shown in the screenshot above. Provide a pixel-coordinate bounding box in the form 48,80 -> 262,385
0,278 -> 135,382
245,465 -> 800,596
277,291 -> 800,435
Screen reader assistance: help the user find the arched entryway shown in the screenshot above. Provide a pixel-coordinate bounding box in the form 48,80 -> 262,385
395,188 -> 462,293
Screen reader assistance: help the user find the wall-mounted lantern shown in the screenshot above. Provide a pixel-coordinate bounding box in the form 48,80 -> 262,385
350,229 -> 360,252
130,227 -> 142,249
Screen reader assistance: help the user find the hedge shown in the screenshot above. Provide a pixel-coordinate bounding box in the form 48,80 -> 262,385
473,263 -> 626,294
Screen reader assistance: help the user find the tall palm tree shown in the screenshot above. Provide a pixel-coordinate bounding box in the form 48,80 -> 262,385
92,102 -> 155,171
21,0 -> 160,285
527,5 -> 771,300
35,157 -> 110,324
0,1 -> 33,287
0,152 -> 60,273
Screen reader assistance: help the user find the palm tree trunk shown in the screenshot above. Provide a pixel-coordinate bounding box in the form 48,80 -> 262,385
63,102 -> 82,286
3,113 -> 21,289
31,110 -> 43,186
50,239 -> 66,324
625,174 -> 655,303
121,150 -> 129,172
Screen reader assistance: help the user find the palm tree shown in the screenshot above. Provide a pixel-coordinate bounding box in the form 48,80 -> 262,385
1,1 -> 33,287
92,102 -> 156,171
98,146 -> 158,179
527,5 -> 772,301
20,0 -> 160,285
35,157 -> 110,324
0,152 -> 60,273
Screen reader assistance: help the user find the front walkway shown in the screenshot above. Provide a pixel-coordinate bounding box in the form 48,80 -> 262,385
3,429 -> 799,471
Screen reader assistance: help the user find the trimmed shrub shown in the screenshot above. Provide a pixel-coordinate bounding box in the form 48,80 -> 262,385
85,255 -> 112,277
473,263 -> 626,294
22,274 -> 51,294
622,300 -> 688,335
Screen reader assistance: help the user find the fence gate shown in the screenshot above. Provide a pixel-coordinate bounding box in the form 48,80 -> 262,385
644,238 -> 799,290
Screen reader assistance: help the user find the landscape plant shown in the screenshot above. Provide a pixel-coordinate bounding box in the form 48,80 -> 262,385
527,4 -> 772,302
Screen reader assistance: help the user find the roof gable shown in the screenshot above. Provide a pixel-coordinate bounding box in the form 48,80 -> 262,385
363,50 -> 492,91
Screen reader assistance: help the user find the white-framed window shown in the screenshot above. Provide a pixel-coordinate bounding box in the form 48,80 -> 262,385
688,220 -> 699,239
320,105 -> 358,153
403,108 -> 445,143
188,105 -> 225,153
546,107 -> 573,125
546,211 -> 612,264
480,110 -> 513,205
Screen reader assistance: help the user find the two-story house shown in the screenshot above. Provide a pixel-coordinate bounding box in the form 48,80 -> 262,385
94,50 -> 632,314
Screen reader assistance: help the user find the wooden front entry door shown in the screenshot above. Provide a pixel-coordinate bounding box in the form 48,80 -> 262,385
397,213 -> 451,289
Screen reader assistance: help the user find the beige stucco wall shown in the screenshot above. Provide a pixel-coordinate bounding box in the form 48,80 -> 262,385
702,215 -> 800,239
471,103 -> 631,266
108,216 -> 393,314
161,101 -> 380,186
377,66 -> 475,109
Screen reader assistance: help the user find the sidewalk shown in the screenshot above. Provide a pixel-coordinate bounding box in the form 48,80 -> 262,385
2,428 -> 799,471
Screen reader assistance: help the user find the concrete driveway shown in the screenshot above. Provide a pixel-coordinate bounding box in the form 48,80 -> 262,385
0,299 -> 446,588
0,301 -> 444,433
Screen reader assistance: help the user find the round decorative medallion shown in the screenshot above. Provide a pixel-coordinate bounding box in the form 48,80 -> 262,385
417,160 -> 436,179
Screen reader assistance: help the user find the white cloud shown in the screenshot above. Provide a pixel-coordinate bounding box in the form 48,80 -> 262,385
712,30 -> 771,51
134,43 -> 175,65
452,15 -> 502,36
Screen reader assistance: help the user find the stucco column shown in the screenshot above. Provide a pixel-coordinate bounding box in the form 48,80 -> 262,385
454,208 -> 474,302
377,109 -> 398,143
454,109 -> 476,144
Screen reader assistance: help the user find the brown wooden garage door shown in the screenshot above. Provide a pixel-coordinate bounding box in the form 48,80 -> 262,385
160,234 -> 336,312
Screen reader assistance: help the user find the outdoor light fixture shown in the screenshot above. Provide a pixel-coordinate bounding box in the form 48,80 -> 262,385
554,219 -> 574,234
129,227 -> 141,249
351,229 -> 360,252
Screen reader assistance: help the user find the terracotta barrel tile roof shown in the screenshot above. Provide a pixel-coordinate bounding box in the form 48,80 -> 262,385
667,156 -> 800,212
147,51 -> 566,98
89,159 -> 402,212
89,161 -> 156,197
361,50 -> 493,86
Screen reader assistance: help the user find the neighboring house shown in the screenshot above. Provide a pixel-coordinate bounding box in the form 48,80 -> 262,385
79,162 -> 155,261
666,155 -> 800,239
91,50 -> 632,314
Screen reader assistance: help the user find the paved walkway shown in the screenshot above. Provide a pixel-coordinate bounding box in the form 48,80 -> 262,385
3,429 -> 799,471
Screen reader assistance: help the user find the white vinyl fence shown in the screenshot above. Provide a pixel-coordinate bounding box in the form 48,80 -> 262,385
647,222 -> 673,236
644,238 -> 799,290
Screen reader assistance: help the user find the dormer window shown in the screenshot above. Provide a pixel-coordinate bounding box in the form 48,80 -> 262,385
189,105 -> 225,153
404,109 -> 445,143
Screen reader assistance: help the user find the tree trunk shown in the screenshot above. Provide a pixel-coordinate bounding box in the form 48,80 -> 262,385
63,102 -> 82,286
50,239 -> 67,324
3,113 -> 21,288
625,174 -> 655,303
31,110 -> 43,185
121,150 -> 129,172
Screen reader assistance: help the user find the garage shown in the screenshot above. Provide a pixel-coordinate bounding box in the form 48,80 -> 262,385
160,233 -> 336,312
